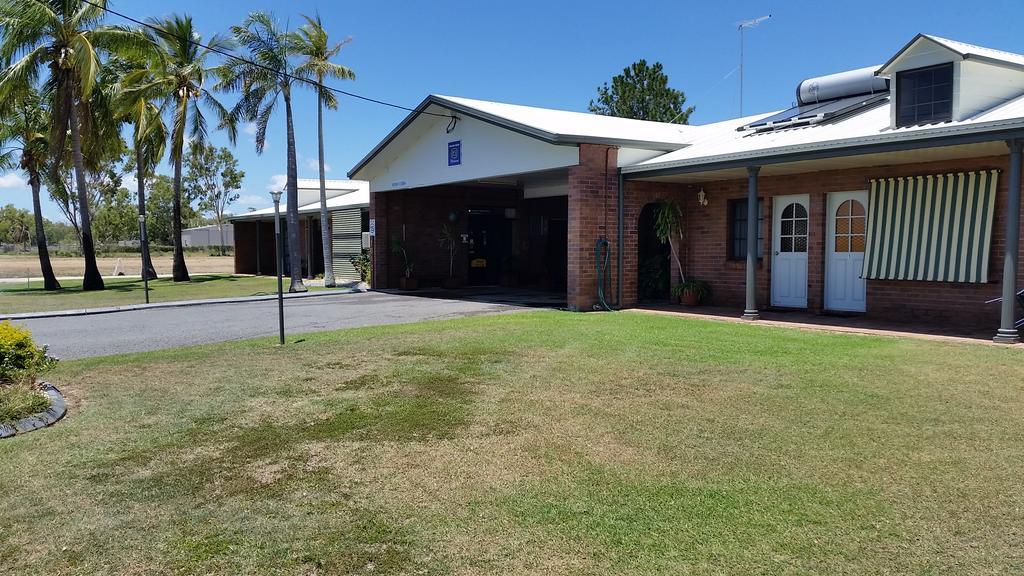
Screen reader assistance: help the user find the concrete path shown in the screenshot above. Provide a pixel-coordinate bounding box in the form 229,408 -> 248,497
16,291 -> 524,359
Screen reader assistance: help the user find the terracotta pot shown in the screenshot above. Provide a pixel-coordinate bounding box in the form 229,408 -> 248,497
679,290 -> 700,306
399,277 -> 418,291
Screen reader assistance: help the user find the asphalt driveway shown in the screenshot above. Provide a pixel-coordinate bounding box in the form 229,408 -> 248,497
17,291 -> 523,359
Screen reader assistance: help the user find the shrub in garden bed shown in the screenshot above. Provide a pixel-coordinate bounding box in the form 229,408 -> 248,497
0,321 -> 57,424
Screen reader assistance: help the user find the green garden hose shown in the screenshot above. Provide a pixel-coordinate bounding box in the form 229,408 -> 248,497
595,237 -> 612,311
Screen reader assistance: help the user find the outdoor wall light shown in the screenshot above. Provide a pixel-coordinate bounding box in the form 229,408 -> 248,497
697,187 -> 709,207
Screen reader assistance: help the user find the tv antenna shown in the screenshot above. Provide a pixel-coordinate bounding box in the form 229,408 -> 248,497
738,14 -> 771,116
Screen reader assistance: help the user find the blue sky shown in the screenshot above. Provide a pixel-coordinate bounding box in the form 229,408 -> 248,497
4,0 -> 1024,220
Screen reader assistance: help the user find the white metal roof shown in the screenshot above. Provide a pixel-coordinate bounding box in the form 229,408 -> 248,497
921,34 -> 1024,69
623,91 -> 1024,174
877,34 -> 1024,75
434,95 -> 695,147
230,184 -> 369,221
348,94 -> 697,178
347,34 -> 1024,182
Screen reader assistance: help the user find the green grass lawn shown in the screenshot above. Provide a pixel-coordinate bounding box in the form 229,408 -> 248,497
0,274 -> 328,314
1,311 -> 1022,574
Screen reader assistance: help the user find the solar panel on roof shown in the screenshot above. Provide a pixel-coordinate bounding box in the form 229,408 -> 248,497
740,93 -> 888,132
745,100 -> 834,129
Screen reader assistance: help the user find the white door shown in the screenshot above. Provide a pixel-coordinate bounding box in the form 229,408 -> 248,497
771,194 -> 810,308
825,191 -> 868,312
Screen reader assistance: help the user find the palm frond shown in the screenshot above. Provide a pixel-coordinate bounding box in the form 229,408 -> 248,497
0,44 -> 47,101
253,94 -> 277,155
188,99 -> 208,147
202,89 -> 235,144
169,94 -> 188,162
0,0 -> 57,62
68,32 -> 100,97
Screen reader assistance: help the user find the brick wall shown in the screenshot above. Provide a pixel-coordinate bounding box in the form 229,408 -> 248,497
369,185 -> 520,289
232,220 -> 278,276
623,154 -> 1023,331
567,144 -> 619,310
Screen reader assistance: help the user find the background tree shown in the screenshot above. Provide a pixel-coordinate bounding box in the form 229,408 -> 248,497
220,11 -> 307,292
92,187 -> 135,245
588,59 -> 694,123
146,173 -> 196,247
0,87 -> 60,288
292,13 -> 355,287
184,142 -> 243,256
0,204 -> 33,249
139,14 -> 235,282
0,0 -> 146,290
43,218 -> 74,246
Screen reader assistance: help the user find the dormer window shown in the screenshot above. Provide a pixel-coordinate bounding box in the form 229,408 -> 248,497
895,63 -> 953,127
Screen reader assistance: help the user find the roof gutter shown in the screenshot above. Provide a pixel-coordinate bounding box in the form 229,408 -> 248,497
623,122 -> 1024,179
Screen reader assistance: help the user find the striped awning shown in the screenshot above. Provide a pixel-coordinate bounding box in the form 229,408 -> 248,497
862,170 -> 999,283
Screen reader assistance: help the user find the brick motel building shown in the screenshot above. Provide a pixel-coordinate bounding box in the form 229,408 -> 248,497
350,34 -> 1024,343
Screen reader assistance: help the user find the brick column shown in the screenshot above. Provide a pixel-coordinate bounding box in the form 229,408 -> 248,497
568,144 -> 618,311
369,190 -> 389,289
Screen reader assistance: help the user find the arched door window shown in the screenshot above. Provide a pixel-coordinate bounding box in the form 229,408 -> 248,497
779,203 -> 808,253
834,200 -> 866,252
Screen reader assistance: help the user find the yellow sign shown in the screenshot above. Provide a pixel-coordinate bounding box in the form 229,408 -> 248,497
470,258 -> 487,268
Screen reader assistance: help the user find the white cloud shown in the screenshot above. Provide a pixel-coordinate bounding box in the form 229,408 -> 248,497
243,123 -> 257,136
0,172 -> 27,189
304,158 -> 331,173
266,174 -> 288,192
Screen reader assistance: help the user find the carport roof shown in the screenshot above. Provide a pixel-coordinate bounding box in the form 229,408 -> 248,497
229,186 -> 369,221
348,94 -> 697,178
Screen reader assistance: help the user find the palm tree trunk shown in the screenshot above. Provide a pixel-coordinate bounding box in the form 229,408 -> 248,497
283,87 -> 306,293
317,87 -> 335,287
29,172 -> 60,290
171,137 -> 190,282
68,94 -> 104,291
136,146 -> 157,280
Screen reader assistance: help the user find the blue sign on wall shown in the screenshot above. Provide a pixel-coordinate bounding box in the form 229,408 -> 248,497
448,140 -> 461,166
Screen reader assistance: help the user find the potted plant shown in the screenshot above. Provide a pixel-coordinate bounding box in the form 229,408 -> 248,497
653,199 -> 694,302
390,237 -> 417,290
438,224 -> 460,289
349,249 -> 372,289
672,277 -> 711,306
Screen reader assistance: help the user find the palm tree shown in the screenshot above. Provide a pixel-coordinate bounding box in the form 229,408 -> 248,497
135,14 -> 234,282
117,91 -> 165,280
291,13 -> 354,288
0,87 -> 60,290
115,55 -> 168,281
0,0 -> 145,291
218,11 -> 306,292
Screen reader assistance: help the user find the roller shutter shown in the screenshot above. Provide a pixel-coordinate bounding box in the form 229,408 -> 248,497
331,208 -> 363,281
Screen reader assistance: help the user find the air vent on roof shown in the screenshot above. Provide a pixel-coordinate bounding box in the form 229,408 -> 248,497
740,66 -> 890,132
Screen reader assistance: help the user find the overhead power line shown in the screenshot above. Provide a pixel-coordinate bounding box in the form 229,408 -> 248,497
79,0 -> 450,118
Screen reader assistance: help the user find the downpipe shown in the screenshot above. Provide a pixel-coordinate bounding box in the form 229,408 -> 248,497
594,237 -> 612,311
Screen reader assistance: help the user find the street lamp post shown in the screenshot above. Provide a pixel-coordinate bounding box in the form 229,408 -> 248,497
138,213 -> 149,304
271,190 -> 285,345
